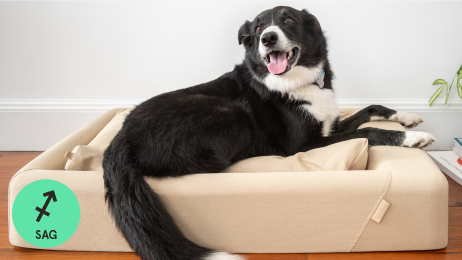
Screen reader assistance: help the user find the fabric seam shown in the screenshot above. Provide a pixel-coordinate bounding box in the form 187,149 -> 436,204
349,140 -> 368,170
347,171 -> 392,252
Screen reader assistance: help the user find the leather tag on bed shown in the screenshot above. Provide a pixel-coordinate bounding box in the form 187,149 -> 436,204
371,199 -> 391,223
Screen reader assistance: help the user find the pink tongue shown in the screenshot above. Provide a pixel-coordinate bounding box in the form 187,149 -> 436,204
267,51 -> 288,75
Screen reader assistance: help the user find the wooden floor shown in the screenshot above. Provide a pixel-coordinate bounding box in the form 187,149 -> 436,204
1,151 -> 461,260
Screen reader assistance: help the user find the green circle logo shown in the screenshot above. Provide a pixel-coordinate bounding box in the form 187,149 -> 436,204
12,179 -> 80,248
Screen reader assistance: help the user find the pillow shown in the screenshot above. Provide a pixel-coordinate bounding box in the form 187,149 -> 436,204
64,145 -> 105,171
222,138 -> 369,173
64,108 -> 133,171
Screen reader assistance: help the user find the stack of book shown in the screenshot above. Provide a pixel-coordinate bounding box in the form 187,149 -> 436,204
427,138 -> 462,186
454,138 -> 462,160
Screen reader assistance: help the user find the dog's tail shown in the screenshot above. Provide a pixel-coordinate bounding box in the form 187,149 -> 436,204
103,141 -> 244,260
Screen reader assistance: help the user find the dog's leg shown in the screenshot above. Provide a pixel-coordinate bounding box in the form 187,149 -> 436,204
304,127 -> 435,150
336,105 -> 423,133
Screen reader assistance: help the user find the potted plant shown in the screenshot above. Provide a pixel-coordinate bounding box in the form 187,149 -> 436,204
429,65 -> 462,106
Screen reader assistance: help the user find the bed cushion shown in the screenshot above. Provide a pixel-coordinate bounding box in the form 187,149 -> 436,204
224,138 -> 368,172
64,145 -> 105,171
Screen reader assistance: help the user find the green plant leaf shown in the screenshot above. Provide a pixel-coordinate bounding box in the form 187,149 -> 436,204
457,75 -> 462,99
446,75 -> 456,105
445,84 -> 449,105
458,65 -> 462,75
429,85 -> 446,106
433,79 -> 446,85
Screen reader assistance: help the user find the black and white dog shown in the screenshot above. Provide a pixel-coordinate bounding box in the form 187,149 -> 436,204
103,6 -> 435,260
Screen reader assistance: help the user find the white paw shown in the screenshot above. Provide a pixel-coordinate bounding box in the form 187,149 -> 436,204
389,111 -> 423,129
403,131 -> 436,148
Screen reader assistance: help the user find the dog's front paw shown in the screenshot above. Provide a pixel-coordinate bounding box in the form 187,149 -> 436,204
402,131 -> 436,148
390,111 -> 423,129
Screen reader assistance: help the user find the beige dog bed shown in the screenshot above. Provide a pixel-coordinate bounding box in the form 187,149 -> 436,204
8,108 -> 448,253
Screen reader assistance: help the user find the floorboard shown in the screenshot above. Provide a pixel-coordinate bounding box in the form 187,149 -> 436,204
1,152 -> 461,259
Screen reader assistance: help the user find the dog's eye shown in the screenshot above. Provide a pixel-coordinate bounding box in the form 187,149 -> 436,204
285,18 -> 293,24
255,27 -> 261,33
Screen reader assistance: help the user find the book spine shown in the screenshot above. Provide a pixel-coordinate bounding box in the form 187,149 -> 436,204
453,148 -> 462,159
455,138 -> 462,149
455,146 -> 462,158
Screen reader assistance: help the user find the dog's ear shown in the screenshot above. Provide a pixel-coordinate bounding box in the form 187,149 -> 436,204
238,20 -> 252,46
301,9 -> 322,31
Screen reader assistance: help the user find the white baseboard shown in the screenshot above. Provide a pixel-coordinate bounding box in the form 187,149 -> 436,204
1,99 -> 461,151
0,99 -> 143,112
337,99 -> 462,112
1,99 -> 462,112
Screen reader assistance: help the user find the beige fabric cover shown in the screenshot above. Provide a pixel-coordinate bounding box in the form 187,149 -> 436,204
8,108 -> 448,253
64,108 -> 132,171
224,138 -> 369,172
64,145 -> 106,171
88,108 -> 133,146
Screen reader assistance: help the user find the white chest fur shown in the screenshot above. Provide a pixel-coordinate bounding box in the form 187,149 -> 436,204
262,65 -> 339,137
288,85 -> 339,137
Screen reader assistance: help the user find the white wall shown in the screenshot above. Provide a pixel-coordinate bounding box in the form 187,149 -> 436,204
1,1 -> 461,150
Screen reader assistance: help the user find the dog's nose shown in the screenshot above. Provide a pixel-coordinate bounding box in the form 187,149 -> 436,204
261,32 -> 278,47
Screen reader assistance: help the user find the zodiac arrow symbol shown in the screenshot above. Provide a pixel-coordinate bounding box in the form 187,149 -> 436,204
35,190 -> 57,222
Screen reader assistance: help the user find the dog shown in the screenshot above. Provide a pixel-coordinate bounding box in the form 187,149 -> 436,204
103,6 -> 435,260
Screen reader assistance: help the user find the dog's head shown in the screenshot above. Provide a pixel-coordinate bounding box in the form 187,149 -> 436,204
239,6 -> 328,93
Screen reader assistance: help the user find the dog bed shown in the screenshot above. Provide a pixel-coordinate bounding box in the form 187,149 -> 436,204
8,108 -> 448,253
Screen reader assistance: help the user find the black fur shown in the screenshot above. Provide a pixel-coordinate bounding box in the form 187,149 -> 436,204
103,6 -> 409,260
335,105 -> 397,133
